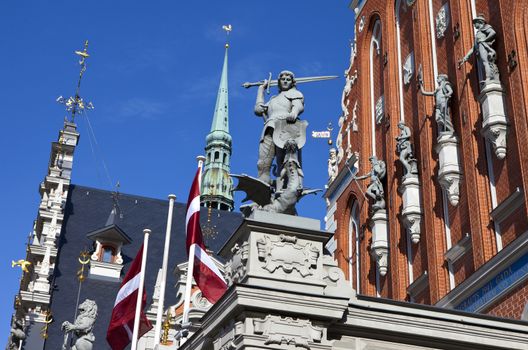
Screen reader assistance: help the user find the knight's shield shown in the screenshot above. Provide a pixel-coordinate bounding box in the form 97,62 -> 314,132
273,119 -> 309,149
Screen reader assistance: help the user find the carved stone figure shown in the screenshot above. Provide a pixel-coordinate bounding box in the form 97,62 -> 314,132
6,318 -> 26,350
254,71 -> 305,185
435,3 -> 450,39
396,121 -> 418,176
355,156 -> 386,211
418,70 -> 454,133
458,15 -> 500,83
61,299 -> 97,350
328,148 -> 338,182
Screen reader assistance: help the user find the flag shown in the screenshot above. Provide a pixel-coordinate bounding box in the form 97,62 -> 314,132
186,167 -> 228,303
106,244 -> 153,350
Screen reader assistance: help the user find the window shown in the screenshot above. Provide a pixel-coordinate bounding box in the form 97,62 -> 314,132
214,151 -> 220,161
101,246 -> 115,263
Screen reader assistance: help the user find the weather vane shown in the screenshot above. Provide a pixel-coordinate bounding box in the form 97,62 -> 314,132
222,24 -> 232,48
57,40 -> 94,123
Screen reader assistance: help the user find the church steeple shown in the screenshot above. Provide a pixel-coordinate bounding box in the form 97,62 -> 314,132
201,26 -> 234,211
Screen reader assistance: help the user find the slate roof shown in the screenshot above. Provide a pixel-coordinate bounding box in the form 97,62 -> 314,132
43,184 -> 243,349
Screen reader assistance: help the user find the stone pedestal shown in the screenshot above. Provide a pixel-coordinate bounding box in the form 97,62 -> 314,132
370,209 -> 389,276
479,82 -> 509,160
435,133 -> 462,206
399,175 -> 422,244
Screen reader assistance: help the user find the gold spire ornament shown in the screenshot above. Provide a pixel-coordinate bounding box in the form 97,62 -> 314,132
40,310 -> 53,339
160,310 -> 174,345
77,250 -> 90,282
11,259 -> 32,273
57,40 -> 94,122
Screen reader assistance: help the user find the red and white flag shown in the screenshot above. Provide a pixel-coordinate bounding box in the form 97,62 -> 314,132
186,167 -> 227,303
106,244 -> 153,350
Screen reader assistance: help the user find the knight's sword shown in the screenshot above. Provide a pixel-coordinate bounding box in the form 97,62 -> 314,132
242,75 -> 338,89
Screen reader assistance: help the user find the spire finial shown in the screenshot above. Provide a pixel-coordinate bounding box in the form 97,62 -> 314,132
222,24 -> 232,48
57,40 -> 94,123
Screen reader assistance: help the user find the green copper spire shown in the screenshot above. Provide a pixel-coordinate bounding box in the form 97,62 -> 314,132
201,38 -> 234,212
210,47 -> 230,134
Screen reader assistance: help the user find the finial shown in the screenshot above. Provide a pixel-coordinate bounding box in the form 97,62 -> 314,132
222,24 -> 232,48
57,40 -> 94,123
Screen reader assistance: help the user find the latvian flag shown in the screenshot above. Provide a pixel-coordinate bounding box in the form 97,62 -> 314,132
186,167 -> 228,303
106,244 -> 153,350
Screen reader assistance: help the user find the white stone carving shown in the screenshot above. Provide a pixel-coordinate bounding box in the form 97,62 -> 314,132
358,16 -> 365,33
399,176 -> 422,243
479,82 -> 509,160
435,133 -> 462,206
253,316 -> 323,349
403,52 -> 414,86
328,148 -> 338,182
34,246 -> 52,293
370,210 -> 389,276
345,39 -> 357,76
351,101 -> 359,133
375,96 -> 384,125
225,241 -> 249,285
436,3 -> 450,39
256,234 -> 320,278
336,116 -> 344,163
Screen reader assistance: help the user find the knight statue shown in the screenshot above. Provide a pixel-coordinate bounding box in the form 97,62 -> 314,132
61,299 -> 98,350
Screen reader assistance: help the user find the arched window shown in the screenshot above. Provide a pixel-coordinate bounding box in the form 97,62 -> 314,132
214,151 -> 220,161
223,153 -> 227,163
348,201 -> 360,292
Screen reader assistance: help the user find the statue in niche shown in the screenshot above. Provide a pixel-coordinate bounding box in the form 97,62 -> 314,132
418,69 -> 454,134
396,121 -> 418,177
328,148 -> 338,182
61,299 -> 98,350
355,156 -> 387,211
458,15 -> 500,83
7,318 -> 26,350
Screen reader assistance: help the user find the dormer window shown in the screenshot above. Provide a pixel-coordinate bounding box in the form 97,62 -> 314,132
86,213 -> 131,281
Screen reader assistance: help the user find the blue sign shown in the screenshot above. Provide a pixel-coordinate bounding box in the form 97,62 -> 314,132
455,253 -> 528,312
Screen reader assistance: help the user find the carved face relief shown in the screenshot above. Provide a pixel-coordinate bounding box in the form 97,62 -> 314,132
279,74 -> 294,91
358,16 -> 365,32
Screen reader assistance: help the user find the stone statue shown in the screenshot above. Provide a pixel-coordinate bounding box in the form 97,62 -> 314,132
254,70 -> 305,185
396,121 -> 418,177
418,70 -> 454,133
355,156 -> 386,211
6,318 -> 26,350
328,148 -> 338,182
458,15 -> 499,83
61,299 -> 97,350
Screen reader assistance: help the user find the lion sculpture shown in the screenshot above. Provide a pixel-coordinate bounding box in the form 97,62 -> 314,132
61,299 -> 98,350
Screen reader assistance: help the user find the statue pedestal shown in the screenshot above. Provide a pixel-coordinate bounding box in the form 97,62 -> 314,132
369,210 -> 389,276
399,175 -> 422,244
479,81 -> 509,160
435,133 -> 462,206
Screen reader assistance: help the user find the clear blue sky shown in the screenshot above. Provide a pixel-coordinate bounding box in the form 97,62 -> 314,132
0,1 -> 355,340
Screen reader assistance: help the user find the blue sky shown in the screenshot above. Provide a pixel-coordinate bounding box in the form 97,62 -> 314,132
0,1 -> 355,340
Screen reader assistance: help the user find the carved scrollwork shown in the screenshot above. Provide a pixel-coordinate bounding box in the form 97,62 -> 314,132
253,316 -> 323,350
256,234 -> 320,277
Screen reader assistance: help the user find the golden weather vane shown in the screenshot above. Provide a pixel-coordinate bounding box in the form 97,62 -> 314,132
57,40 -> 94,123
160,310 -> 174,345
12,259 -> 32,274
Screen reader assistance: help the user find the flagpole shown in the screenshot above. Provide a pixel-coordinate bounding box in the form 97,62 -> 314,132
154,194 -> 176,345
182,156 -> 205,325
131,229 -> 151,350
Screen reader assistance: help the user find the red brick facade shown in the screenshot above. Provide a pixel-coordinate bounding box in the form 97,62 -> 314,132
329,0 -> 528,320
